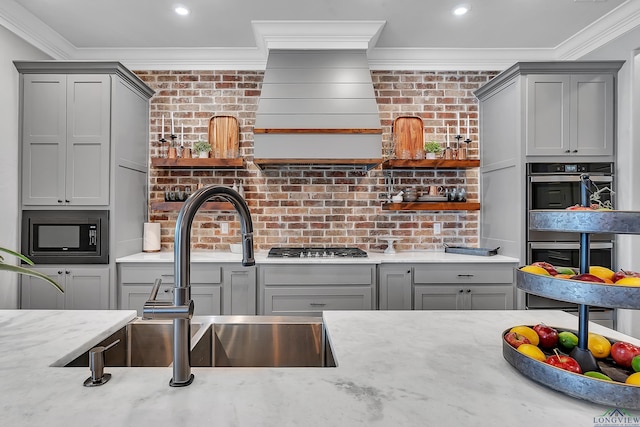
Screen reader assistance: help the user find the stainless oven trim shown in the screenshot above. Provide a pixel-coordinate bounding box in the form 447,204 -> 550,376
529,175 -> 613,183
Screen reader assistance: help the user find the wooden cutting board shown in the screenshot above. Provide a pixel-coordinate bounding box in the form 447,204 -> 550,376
208,116 -> 239,158
393,116 -> 424,159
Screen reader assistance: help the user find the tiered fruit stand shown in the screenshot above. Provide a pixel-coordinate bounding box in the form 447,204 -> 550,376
503,208 -> 640,409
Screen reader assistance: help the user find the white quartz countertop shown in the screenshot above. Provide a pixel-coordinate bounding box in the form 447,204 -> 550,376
116,250 -> 520,264
1,309 -> 635,426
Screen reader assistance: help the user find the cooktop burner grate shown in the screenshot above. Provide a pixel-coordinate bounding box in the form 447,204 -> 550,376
267,247 -> 368,258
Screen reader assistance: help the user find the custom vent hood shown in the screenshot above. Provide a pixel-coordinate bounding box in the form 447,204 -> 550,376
253,49 -> 382,168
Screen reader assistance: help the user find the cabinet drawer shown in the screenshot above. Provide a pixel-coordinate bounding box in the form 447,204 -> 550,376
264,287 -> 372,315
119,264 -> 222,285
413,264 -> 514,284
261,265 -> 375,286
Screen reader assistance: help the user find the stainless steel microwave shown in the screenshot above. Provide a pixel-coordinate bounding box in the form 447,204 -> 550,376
21,210 -> 109,264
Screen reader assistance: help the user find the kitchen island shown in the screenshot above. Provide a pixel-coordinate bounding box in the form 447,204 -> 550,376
2,309 -> 636,426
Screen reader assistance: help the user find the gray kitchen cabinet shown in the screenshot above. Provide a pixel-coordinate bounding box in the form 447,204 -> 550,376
258,264 -> 376,316
526,73 -> 614,157
118,263 -> 256,316
412,263 -> 515,311
378,265 -> 412,310
21,265 -> 110,310
20,74 -> 111,206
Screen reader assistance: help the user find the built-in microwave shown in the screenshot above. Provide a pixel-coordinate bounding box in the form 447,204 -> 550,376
21,210 -> 109,264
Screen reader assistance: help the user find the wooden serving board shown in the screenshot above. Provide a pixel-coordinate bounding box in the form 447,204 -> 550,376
208,116 -> 239,158
393,116 -> 424,159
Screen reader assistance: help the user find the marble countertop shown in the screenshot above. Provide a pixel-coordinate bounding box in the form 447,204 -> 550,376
117,250 -> 520,265
2,309 -> 635,426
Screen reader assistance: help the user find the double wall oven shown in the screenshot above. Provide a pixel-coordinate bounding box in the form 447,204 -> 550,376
526,163 -> 615,326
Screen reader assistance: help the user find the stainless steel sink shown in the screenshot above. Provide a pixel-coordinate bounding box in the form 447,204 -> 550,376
65,320 -> 202,367
64,316 -> 336,368
192,317 -> 336,367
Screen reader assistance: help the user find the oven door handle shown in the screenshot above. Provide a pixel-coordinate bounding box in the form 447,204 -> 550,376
529,175 -> 613,183
528,241 -> 613,250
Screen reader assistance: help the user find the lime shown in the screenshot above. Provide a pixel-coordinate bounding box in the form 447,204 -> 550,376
584,371 -> 612,381
559,331 -> 579,350
632,355 -> 640,373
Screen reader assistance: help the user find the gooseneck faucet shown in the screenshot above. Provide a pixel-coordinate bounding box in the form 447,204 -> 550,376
144,185 -> 255,387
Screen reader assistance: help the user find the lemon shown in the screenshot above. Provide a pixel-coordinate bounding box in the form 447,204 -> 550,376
588,333 -> 612,358
510,326 -> 540,346
517,343 -> 546,362
615,277 -> 640,287
625,372 -> 640,386
589,266 -> 616,282
520,265 -> 551,276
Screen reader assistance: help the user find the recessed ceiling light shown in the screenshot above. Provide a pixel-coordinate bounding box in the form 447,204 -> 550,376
452,4 -> 471,16
174,5 -> 190,16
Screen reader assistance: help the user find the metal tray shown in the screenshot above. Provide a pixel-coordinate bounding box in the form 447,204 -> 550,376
503,327 -> 640,410
529,210 -> 640,235
444,245 -> 499,256
516,268 -> 640,310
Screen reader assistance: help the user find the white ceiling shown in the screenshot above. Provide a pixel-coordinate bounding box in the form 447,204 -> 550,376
1,0 -> 639,70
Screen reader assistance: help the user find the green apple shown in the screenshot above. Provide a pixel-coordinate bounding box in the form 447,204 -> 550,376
556,266 -> 577,275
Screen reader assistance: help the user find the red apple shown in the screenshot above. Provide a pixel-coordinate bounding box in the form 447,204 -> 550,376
546,351 -> 582,374
533,323 -> 559,349
505,331 -> 531,349
570,273 -> 605,283
612,270 -> 640,283
532,262 -> 558,276
611,341 -> 640,368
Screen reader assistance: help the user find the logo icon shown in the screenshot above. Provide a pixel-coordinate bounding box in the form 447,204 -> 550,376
594,409 -> 640,427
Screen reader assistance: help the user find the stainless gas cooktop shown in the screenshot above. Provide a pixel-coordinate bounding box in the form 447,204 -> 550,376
267,247 -> 368,258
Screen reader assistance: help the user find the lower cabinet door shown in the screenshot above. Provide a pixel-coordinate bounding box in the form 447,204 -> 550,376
191,285 -> 222,316
21,268 -> 65,309
65,267 -> 110,310
263,287 -> 372,316
414,285 -> 514,310
414,286 -> 464,310
465,285 -> 514,310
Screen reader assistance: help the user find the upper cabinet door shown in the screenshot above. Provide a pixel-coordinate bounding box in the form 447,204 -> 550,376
65,75 -> 111,205
21,74 -> 111,206
21,74 -> 67,205
525,74 -> 571,156
570,74 -> 614,156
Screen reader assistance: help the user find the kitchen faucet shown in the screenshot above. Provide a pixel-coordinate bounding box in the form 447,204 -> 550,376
143,185 -> 255,386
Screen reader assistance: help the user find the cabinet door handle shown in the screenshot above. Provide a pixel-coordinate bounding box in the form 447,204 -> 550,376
457,274 -> 474,277
564,149 -> 571,153
65,270 -> 71,275
58,270 -> 63,275
466,289 -> 471,293
572,150 -> 578,153
458,289 -> 464,293
309,303 -> 327,307
57,200 -> 63,203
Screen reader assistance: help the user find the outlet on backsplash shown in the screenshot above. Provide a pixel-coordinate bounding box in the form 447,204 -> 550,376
221,222 -> 229,234
433,223 -> 441,235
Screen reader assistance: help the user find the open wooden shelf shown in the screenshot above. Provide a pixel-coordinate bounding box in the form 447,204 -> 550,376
253,158 -> 382,170
151,158 -> 243,168
381,202 -> 480,211
382,159 -> 480,169
151,202 -> 235,212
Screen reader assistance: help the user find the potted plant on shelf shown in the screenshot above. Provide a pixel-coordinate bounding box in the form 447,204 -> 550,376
0,247 -> 62,292
424,141 -> 442,159
193,141 -> 212,158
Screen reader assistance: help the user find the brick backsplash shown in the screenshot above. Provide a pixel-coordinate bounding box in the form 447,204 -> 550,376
135,69 -> 499,252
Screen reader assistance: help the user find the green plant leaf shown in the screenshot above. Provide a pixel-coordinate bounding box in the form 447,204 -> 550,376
0,247 -> 34,265
0,263 -> 63,293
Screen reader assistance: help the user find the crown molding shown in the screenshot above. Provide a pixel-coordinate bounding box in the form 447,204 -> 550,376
251,20 -> 386,53
556,0 -> 640,60
0,0 -> 74,59
1,4 -> 638,71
